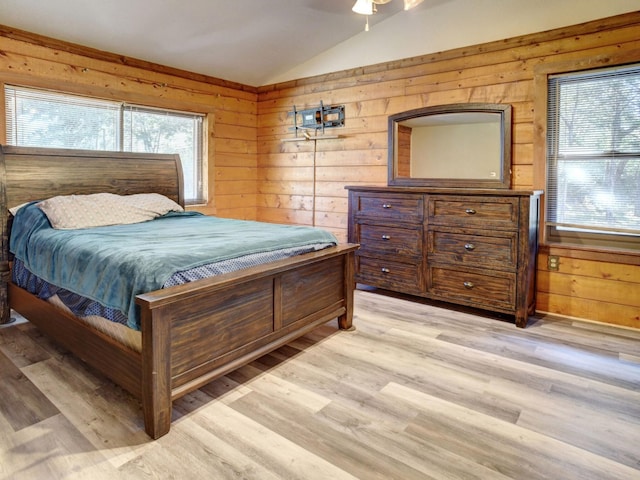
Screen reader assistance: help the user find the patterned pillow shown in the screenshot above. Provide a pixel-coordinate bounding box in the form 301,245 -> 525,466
8,202 -> 29,216
37,193 -> 183,229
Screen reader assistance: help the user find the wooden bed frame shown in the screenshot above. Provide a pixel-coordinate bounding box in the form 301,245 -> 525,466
0,145 -> 357,439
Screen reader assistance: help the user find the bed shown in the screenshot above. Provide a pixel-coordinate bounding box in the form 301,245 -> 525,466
0,145 -> 358,439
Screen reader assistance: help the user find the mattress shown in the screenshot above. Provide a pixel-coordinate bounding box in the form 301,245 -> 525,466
47,294 -> 143,352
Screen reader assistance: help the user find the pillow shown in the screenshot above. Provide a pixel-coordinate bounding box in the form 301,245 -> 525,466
9,202 -> 30,216
37,193 -> 183,229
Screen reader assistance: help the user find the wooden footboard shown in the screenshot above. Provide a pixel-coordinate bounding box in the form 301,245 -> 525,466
137,244 -> 356,438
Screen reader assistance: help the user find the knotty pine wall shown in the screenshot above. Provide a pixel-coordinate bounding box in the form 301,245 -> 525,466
0,26 -> 258,221
257,12 -> 640,329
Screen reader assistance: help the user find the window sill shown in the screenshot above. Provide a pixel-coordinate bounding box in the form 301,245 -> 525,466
539,243 -> 640,266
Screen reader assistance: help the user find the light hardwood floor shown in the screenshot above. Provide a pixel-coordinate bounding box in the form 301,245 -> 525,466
1,288 -> 639,479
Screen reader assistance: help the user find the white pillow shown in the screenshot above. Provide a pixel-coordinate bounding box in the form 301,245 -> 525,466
9,202 -> 30,216
37,193 -> 183,229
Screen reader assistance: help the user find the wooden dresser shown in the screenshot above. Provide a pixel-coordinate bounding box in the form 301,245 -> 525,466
347,186 -> 542,327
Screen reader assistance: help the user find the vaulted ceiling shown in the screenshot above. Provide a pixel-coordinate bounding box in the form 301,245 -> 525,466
0,1 -> 638,87
0,0 -> 416,86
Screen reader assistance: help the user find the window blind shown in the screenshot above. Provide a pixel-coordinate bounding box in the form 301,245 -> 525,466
5,86 -> 120,150
546,64 -> 640,247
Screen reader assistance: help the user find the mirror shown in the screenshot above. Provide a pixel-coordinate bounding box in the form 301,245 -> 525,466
388,103 -> 512,189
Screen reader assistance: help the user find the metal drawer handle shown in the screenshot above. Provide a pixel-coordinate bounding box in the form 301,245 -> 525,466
463,281 -> 475,289
465,208 -> 476,215
381,235 -> 391,240
381,267 -> 390,273
382,204 -> 392,209
464,243 -> 476,251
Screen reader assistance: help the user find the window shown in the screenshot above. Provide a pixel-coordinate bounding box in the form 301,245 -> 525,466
546,64 -> 640,251
5,86 -> 205,205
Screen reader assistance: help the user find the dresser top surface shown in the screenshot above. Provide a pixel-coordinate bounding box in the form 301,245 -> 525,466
345,185 -> 543,197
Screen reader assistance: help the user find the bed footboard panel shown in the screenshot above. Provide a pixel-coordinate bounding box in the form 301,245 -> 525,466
166,277 -> 276,379
280,254 -> 346,327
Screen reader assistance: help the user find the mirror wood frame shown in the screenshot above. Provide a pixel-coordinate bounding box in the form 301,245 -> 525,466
388,103 -> 512,189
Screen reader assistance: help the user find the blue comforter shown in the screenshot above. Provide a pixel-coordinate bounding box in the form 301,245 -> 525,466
10,203 -> 337,330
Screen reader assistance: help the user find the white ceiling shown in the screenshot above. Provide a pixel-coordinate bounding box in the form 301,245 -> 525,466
1,1 -> 638,88
0,0 -> 417,87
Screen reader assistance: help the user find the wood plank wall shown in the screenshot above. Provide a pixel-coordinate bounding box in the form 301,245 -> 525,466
0,25 -> 258,220
257,12 -> 640,329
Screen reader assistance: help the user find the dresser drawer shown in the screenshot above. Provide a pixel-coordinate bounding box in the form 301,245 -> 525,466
356,256 -> 424,294
429,266 -> 515,310
428,195 -> 519,229
353,193 -> 423,222
427,227 -> 517,270
356,223 -> 422,260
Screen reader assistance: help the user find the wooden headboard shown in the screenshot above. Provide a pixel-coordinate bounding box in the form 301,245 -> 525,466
0,145 -> 185,324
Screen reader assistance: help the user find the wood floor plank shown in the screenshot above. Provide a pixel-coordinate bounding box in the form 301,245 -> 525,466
198,372 -> 252,405
1,291 -> 639,479
229,389 -> 429,480
386,382 -> 640,480
535,320 -> 640,357
225,363 -> 332,413
0,322 -> 50,368
183,399 -> 360,480
0,413 -> 117,480
620,352 -> 640,364
0,349 -> 59,432
20,357 -> 150,456
295,320 -> 525,423
254,349 -> 422,431
116,419 -> 281,480
437,326 -> 639,390
316,393 -> 514,480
